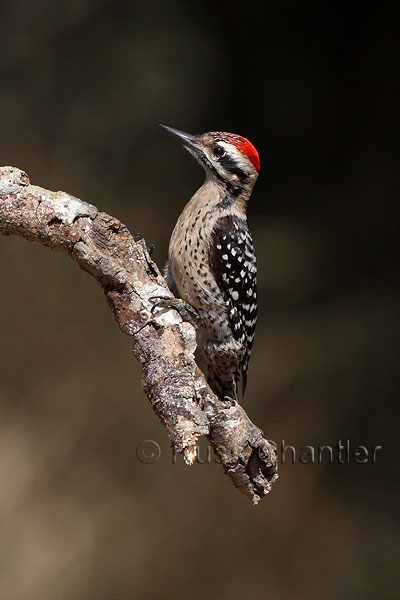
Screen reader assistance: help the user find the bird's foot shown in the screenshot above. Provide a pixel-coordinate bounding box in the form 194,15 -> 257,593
150,296 -> 199,328
133,232 -> 155,256
222,395 -> 237,407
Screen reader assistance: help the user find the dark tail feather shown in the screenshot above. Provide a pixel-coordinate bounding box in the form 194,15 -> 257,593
241,363 -> 248,397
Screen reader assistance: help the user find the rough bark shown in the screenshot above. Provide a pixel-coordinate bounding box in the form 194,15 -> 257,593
0,166 -> 278,504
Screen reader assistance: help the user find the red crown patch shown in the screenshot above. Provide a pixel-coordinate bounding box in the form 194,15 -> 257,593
217,133 -> 260,172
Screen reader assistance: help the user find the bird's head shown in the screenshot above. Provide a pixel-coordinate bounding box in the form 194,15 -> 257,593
160,125 -> 260,198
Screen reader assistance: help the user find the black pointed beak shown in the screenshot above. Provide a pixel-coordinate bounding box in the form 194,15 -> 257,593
160,124 -> 200,154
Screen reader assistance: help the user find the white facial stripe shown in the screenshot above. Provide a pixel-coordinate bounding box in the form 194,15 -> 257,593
218,142 -> 249,168
206,141 -> 252,184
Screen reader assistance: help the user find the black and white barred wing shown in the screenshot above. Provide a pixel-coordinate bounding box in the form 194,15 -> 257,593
209,215 -> 257,394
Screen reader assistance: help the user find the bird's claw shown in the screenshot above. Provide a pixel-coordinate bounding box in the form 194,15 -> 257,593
222,395 -> 237,407
149,296 -> 199,328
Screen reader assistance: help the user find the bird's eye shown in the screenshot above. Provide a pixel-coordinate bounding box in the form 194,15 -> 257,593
212,145 -> 226,159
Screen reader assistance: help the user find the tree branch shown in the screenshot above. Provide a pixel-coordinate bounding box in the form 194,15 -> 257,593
0,166 -> 278,504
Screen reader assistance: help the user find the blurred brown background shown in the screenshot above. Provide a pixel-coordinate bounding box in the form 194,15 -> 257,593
0,2 -> 399,599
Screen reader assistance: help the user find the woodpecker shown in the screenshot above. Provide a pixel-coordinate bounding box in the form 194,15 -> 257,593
161,125 -> 259,401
